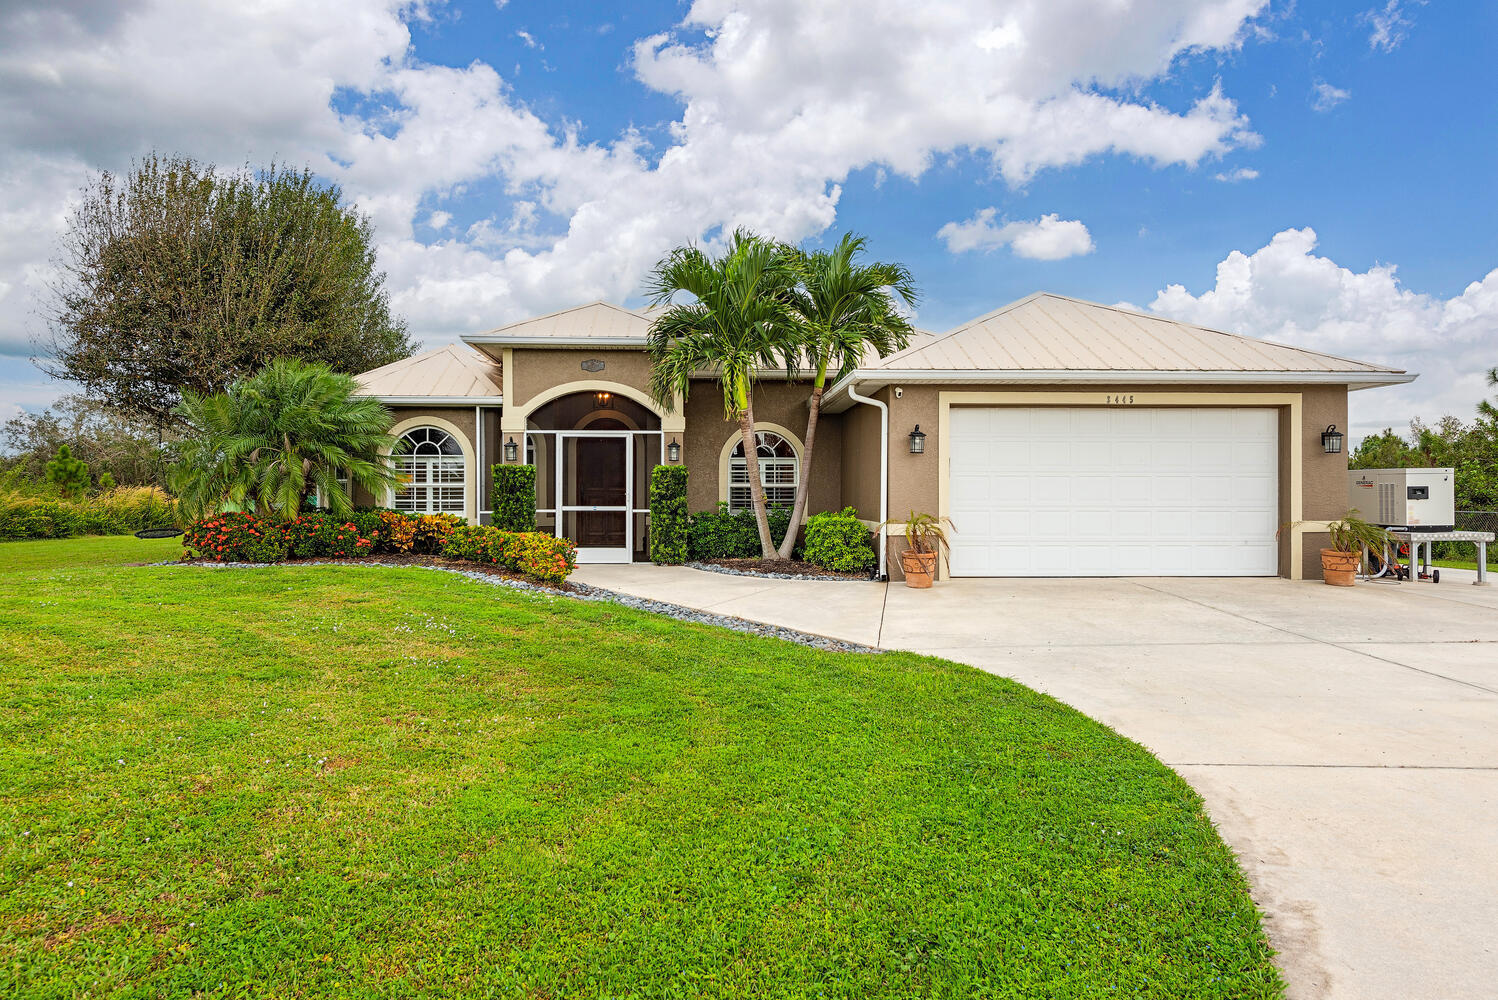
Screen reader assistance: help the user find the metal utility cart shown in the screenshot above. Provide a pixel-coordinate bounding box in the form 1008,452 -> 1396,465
1388,528 -> 1494,586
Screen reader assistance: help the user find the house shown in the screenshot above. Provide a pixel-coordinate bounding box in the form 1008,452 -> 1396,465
354,293 -> 1413,580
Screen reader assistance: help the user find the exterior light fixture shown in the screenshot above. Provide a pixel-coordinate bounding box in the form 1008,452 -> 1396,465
1321,424 -> 1344,455
593,391 -> 613,409
667,438 -> 681,463
503,436 -> 519,463
908,424 -> 926,455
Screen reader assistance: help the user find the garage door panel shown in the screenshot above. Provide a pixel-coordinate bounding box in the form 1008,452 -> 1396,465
948,406 -> 1278,577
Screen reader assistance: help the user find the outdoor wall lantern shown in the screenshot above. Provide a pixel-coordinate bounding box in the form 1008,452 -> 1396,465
593,391 -> 613,409
667,438 -> 681,463
1321,424 -> 1344,455
504,436 -> 519,463
908,424 -> 926,455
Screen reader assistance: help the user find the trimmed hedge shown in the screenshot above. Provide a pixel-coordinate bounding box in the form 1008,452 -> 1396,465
0,486 -> 177,541
441,525 -> 578,584
649,465 -> 689,564
687,503 -> 793,560
181,511 -> 577,584
491,464 -> 538,533
803,507 -> 876,574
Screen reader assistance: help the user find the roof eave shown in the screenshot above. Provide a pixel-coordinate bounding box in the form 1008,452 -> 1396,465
362,395 -> 505,406
823,368 -> 1416,411
461,335 -> 648,348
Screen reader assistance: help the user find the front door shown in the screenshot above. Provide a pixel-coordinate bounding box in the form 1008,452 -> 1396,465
558,432 -> 632,563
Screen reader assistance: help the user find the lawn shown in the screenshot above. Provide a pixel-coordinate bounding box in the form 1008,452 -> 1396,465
0,536 -> 1283,998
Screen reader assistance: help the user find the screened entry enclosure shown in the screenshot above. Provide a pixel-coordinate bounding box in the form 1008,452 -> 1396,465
526,392 -> 662,563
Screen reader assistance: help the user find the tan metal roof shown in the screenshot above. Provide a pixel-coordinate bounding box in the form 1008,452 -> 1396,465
356,344 -> 503,400
870,293 -> 1404,375
464,301 -> 653,345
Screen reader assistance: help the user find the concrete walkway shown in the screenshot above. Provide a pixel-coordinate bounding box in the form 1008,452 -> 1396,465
573,563 -> 1498,1000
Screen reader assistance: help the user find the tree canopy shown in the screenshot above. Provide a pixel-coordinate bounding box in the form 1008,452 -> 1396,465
42,153 -> 414,430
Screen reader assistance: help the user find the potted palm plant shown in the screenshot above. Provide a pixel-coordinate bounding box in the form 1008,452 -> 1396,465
1318,509 -> 1396,587
883,511 -> 953,588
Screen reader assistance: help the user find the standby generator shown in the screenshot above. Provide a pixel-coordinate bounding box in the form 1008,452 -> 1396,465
1348,468 -> 1456,531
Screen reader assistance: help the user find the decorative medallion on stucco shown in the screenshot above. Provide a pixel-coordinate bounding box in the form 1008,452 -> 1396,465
581,359 -> 605,372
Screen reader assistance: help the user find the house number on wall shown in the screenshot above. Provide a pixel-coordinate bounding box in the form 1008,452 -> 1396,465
581,359 -> 605,372
1105,394 -> 1136,405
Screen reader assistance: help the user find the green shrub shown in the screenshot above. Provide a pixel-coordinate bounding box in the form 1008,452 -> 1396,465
441,525 -> 578,584
687,503 -> 793,560
803,507 -> 876,574
649,465 -> 689,564
182,513 -> 288,563
491,464 -> 538,533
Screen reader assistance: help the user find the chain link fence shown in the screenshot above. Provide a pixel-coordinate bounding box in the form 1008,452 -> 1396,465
1434,510 -> 1498,565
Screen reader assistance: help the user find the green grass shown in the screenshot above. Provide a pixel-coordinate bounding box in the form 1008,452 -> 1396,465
0,537 -> 1283,998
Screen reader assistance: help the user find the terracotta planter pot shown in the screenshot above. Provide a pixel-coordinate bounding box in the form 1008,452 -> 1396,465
1320,548 -> 1359,587
900,549 -> 938,588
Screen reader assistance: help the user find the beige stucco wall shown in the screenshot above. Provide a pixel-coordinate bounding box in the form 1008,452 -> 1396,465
510,348 -> 658,415
838,385 -> 888,523
682,380 -> 841,515
859,381 -> 1351,580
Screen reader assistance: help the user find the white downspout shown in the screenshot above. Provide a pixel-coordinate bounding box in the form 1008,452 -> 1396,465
845,381 -> 889,581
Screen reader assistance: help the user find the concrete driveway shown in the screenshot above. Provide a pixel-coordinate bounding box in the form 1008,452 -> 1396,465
574,563 -> 1498,1000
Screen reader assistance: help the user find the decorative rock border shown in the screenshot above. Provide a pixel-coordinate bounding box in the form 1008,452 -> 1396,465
682,560 -> 874,583
154,560 -> 881,654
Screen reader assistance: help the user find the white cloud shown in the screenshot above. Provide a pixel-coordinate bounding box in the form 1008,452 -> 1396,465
1141,227 -> 1498,439
1312,81 -> 1351,112
938,210 -> 1095,260
1214,166 -> 1259,182
1361,0 -> 1421,52
0,0 -> 1271,378
515,29 -> 541,50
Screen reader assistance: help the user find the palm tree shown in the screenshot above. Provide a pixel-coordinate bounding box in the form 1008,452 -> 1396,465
646,231 -> 798,558
775,234 -> 917,558
170,358 -> 400,522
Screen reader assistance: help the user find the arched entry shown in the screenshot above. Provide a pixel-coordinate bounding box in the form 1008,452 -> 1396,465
525,389 -> 664,563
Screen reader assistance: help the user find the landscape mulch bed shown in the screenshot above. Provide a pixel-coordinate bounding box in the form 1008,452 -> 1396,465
698,557 -> 872,580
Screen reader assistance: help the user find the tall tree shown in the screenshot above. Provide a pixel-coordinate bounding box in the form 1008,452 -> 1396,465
1,395 -> 166,486
42,153 -> 414,431
170,359 -> 400,522
776,234 -> 917,558
646,231 -> 797,558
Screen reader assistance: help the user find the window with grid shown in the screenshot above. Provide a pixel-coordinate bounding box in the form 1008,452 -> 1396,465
393,427 -> 466,514
729,432 -> 798,511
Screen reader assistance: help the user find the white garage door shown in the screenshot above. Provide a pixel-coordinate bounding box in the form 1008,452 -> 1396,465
947,406 -> 1279,577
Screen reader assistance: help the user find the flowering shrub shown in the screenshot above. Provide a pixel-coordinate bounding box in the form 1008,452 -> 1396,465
411,513 -> 460,554
182,512 -> 288,563
441,525 -> 577,584
376,510 -> 417,552
283,512 -> 373,559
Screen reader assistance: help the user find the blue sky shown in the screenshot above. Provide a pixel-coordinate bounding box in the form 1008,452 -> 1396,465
1,0 -> 1493,439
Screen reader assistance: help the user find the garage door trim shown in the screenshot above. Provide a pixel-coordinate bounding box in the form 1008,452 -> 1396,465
935,390 -> 1305,579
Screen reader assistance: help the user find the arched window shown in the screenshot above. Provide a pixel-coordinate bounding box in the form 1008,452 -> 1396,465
393,427 -> 465,514
729,432 -> 799,511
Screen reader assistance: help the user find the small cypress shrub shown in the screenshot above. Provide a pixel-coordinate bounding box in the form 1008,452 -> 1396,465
649,465 -> 689,564
491,464 -> 538,533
